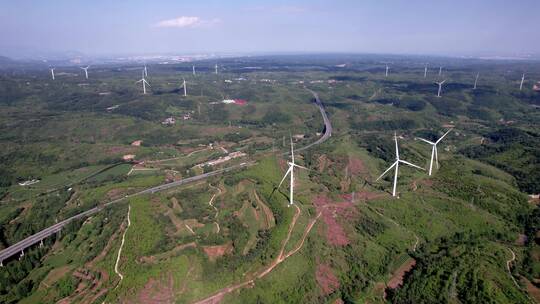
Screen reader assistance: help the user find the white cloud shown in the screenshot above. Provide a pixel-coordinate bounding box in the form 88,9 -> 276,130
154,16 -> 220,28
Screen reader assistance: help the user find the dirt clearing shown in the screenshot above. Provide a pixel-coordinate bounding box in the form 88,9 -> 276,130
313,195 -> 356,246
316,263 -> 340,295
387,258 -> 416,289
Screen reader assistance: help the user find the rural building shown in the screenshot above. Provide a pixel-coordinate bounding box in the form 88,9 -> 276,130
221,99 -> 247,105
162,117 -> 176,125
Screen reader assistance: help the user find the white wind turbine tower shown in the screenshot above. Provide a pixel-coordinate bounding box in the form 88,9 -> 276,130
385,64 -> 389,77
376,133 -> 425,197
424,63 -> 428,78
144,65 -> 148,77
215,64 -> 218,74
192,65 -> 196,76
80,66 -> 90,79
50,68 -> 55,80
435,80 -> 446,97
278,137 -> 308,206
439,66 -> 443,76
181,78 -> 187,96
136,71 -> 150,95
520,73 -> 525,90
416,129 -> 453,176
474,73 -> 479,90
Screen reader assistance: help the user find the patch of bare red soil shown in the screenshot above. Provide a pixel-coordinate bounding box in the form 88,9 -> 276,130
347,156 -> 367,176
137,273 -> 175,304
341,191 -> 384,202
203,243 -> 233,261
516,234 -> 528,246
419,179 -> 434,187
522,277 -> 540,303
387,258 -> 416,289
313,195 -> 357,246
316,264 -> 340,295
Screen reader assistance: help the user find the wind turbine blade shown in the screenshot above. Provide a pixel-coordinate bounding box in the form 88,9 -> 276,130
376,162 -> 397,181
436,129 -> 453,144
278,166 -> 292,189
290,136 -> 294,164
441,80 -> 446,85
435,146 -> 439,169
394,132 -> 399,160
416,137 -> 435,145
293,164 -> 308,170
136,79 -> 143,83
399,160 -> 425,171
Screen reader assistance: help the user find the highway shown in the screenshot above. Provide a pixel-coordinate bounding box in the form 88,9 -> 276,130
295,88 -> 332,153
0,88 -> 331,265
0,162 -> 254,264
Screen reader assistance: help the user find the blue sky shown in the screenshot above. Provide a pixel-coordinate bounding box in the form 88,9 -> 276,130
1,0 -> 539,57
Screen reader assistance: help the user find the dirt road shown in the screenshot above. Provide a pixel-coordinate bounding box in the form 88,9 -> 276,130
193,205 -> 320,304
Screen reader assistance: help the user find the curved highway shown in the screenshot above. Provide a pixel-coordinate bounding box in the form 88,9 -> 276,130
0,88 -> 331,265
296,88 -> 332,152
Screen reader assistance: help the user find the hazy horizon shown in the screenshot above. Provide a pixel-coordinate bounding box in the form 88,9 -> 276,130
2,0 -> 540,59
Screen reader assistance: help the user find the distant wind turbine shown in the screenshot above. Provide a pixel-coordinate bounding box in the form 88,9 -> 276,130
80,66 -> 90,79
50,68 -> 55,80
424,63 -> 428,78
520,73 -> 525,90
192,65 -> 196,76
474,73 -> 479,90
416,129 -> 453,176
181,78 -> 187,96
439,66 -> 443,76
435,80 -> 446,97
385,64 -> 389,77
277,137 -> 308,206
136,71 -> 150,94
144,65 -> 148,77
376,133 -> 425,197
215,64 -> 218,75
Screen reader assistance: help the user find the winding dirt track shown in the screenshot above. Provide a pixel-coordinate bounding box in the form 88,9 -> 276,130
193,205 -> 321,304
506,247 -> 520,288
208,184 -> 223,233
114,205 -> 131,287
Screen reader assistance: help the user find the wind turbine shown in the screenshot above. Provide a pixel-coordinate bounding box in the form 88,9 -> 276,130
181,78 -> 187,96
376,133 -> 425,197
277,137 -> 308,206
385,64 -> 389,77
215,64 -> 218,75
520,73 -> 525,90
50,68 -> 55,80
192,65 -> 196,76
473,73 -> 479,89
416,129 -> 453,176
136,71 -> 150,94
435,80 -> 446,97
439,66 -> 443,76
144,65 -> 148,77
424,63 -> 428,78
80,66 -> 90,79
